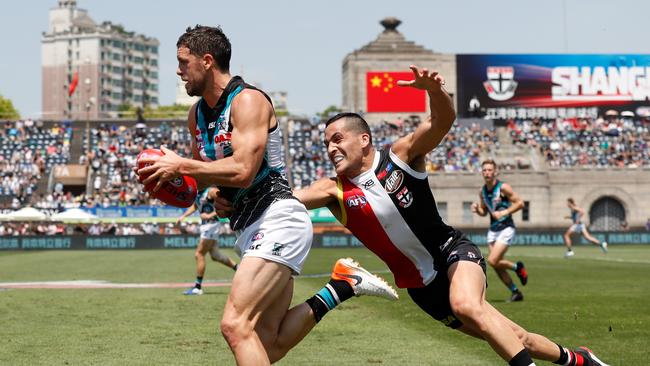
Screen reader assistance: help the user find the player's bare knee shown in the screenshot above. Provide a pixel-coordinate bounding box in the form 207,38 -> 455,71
520,333 -> 534,351
450,299 -> 486,329
219,316 -> 251,347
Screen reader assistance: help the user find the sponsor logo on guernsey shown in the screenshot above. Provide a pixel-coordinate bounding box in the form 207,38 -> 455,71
195,129 -> 205,149
377,162 -> 394,180
208,121 -> 216,129
252,232 -> 264,241
362,179 -> 375,190
396,186 -> 413,208
385,170 -> 404,194
214,132 -> 232,144
346,195 -> 367,209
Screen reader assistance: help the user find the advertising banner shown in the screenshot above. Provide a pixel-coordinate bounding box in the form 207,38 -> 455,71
1,231 -> 648,250
81,206 -> 338,223
456,54 -> 650,119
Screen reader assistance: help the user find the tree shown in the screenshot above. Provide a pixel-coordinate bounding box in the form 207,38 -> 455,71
0,94 -> 20,120
318,105 -> 342,119
118,104 -> 189,119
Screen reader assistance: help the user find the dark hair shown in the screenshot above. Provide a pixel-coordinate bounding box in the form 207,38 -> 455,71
176,25 -> 231,72
481,159 -> 497,168
567,197 -> 575,204
325,112 -> 372,144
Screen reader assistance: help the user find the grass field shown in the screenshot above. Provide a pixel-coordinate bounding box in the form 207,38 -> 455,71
1,245 -> 648,365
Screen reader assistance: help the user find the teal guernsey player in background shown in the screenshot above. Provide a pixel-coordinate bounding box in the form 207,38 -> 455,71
472,160 -> 528,302
177,187 -> 237,295
563,198 -> 608,257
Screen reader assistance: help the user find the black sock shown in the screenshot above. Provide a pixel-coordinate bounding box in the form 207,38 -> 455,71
555,344 -> 569,365
555,344 -> 583,366
327,279 -> 355,302
305,279 -> 354,323
509,349 -> 535,366
195,276 -> 203,289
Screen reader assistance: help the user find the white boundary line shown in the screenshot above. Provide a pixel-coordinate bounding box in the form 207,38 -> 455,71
516,253 -> 650,265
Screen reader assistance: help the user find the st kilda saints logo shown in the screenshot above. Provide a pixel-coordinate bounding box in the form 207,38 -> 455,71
396,187 -> 413,208
483,66 -> 518,101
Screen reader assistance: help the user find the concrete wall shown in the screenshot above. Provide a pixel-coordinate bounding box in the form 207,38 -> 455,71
429,168 -> 650,229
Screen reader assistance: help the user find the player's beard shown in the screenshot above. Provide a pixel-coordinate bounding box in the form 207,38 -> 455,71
186,78 -> 207,97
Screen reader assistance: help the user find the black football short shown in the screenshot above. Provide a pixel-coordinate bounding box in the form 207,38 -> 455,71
407,232 -> 486,329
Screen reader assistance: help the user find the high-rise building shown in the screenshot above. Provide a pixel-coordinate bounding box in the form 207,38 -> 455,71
42,0 -> 159,120
174,77 -> 199,106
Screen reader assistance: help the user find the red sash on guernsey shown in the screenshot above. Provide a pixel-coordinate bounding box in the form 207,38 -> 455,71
336,176 -> 428,288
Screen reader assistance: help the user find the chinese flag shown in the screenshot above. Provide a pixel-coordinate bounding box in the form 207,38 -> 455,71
366,72 -> 426,113
68,71 -> 79,97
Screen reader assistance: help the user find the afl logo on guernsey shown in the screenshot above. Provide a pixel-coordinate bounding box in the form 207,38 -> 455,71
346,195 -> 367,209
385,170 -> 404,194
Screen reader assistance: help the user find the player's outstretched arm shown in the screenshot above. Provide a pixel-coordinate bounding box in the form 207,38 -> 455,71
177,202 -> 198,224
293,177 -> 337,210
391,65 -> 456,165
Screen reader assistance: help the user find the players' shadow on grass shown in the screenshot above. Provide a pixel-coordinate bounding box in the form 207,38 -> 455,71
202,290 -> 230,296
486,297 -> 509,303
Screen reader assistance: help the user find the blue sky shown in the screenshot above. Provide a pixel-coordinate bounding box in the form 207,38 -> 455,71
2,0 -> 650,119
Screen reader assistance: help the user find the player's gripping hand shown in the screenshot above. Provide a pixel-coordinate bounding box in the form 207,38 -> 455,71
138,146 -> 184,193
207,187 -> 233,218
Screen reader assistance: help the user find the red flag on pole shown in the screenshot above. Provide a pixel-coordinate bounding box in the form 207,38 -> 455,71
366,72 -> 426,113
68,71 -> 79,97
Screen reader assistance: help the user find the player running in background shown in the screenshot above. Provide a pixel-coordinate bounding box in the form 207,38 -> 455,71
563,198 -> 608,257
293,65 -> 609,366
472,160 -> 528,302
177,187 -> 237,295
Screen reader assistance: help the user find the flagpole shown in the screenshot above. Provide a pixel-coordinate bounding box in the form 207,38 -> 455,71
562,0 -> 569,53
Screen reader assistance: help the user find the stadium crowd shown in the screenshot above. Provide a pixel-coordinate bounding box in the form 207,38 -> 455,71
1,113 -> 649,234
0,220 -> 205,236
508,115 -> 650,168
82,121 -> 193,207
287,115 -> 498,189
0,120 -> 71,205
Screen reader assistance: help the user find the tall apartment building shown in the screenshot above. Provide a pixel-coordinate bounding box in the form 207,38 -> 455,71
42,0 -> 159,120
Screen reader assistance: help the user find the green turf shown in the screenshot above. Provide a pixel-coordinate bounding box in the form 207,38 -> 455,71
0,245 -> 648,365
